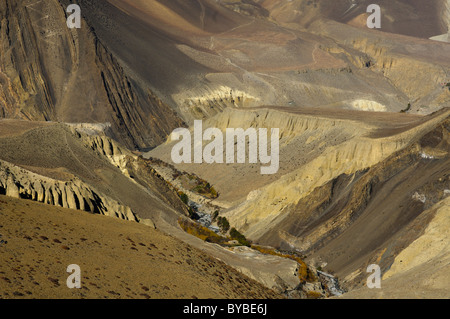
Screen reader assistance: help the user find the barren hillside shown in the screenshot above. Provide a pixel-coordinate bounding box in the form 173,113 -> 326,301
0,0 -> 449,300
148,106 -> 450,292
0,196 -> 279,299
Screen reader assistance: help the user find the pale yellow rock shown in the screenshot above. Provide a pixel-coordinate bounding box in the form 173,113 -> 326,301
222,108 -> 450,240
351,99 -> 387,112
337,197 -> 450,298
383,197 -> 450,281
0,159 -> 138,222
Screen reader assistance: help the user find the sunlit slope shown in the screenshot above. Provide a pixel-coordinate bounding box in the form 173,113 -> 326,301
148,107 -> 449,290
72,0 -> 450,125
0,196 -> 279,299
0,119 -> 303,294
336,197 -> 449,299
259,0 -> 448,39
0,120 -> 185,225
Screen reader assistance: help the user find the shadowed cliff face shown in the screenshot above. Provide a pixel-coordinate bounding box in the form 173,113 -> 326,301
1,0 -> 449,147
0,0 -> 184,150
66,0 -> 449,122
0,0 -> 449,299
244,112 -> 450,288
148,105 -> 449,292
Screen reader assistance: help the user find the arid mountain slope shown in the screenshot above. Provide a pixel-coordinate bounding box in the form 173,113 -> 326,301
259,0 -> 449,39
70,0 -> 450,123
336,197 -> 449,299
0,0 -> 184,149
0,0 -> 449,300
1,0 -> 449,147
0,119 -> 186,225
148,107 -> 450,292
148,107 -> 443,205
0,119 -> 305,294
0,196 -> 279,299
307,19 -> 450,113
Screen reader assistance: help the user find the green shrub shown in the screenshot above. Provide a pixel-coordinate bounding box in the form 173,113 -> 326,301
191,180 -> 218,199
229,228 -> 251,247
217,216 -> 230,233
306,291 -> 322,299
210,187 -> 218,198
179,192 -> 189,205
178,218 -> 227,245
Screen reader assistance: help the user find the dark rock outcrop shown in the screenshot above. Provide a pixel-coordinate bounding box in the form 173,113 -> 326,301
0,0 -> 184,150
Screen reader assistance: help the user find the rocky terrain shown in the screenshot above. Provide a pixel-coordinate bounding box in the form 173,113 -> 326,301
0,119 -> 318,297
336,197 -> 449,299
149,105 -> 450,293
0,0 -> 449,299
0,0 -> 184,150
50,0 -> 449,124
0,158 -> 138,221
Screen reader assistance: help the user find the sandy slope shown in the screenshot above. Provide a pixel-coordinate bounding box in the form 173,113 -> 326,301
336,197 -> 449,299
0,196 -> 279,299
0,119 -> 302,294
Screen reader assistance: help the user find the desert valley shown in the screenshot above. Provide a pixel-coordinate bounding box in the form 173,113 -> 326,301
0,0 -> 449,300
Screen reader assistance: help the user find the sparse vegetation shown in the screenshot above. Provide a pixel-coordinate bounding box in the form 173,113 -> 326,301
252,245 -> 315,283
210,187 -> 218,198
178,218 -> 228,245
229,228 -> 251,247
178,192 -> 189,205
212,210 -> 219,222
217,216 -> 230,233
306,291 -> 322,299
148,157 -> 218,200
188,207 -> 200,220
178,217 -> 252,248
192,181 -> 218,199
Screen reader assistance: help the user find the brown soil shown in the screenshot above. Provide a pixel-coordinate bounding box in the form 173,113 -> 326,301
0,196 -> 280,299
